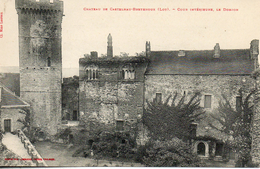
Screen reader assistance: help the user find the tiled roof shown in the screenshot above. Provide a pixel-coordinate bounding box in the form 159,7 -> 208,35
0,82 -> 29,108
146,49 -> 254,75
0,73 -> 20,96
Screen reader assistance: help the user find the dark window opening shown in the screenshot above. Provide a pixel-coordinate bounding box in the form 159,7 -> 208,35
204,95 -> 212,108
47,57 -> 51,67
116,121 -> 124,131
73,110 -> 78,121
155,93 -> 162,104
215,143 -> 224,156
197,142 -> 206,156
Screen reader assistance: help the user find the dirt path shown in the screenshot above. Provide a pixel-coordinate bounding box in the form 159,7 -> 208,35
2,133 -> 31,159
33,141 -> 142,167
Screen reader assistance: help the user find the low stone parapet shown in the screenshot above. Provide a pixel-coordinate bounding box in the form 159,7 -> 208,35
17,129 -> 48,167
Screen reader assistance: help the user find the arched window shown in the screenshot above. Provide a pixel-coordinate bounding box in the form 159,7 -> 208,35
122,64 -> 135,80
85,65 -> 98,80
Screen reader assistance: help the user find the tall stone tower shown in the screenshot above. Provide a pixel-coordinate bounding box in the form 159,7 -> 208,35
107,33 -> 113,58
15,0 -> 63,137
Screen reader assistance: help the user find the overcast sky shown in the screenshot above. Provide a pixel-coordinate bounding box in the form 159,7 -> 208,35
1,0 -> 260,69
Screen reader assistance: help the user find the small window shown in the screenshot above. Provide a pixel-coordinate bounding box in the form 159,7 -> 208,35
73,110 -> 78,121
204,95 -> 212,108
116,120 -> 124,131
47,57 -> 51,67
155,93 -> 162,104
236,96 -> 242,111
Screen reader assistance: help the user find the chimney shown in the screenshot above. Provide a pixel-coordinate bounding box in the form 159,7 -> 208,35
90,51 -> 98,59
146,41 -> 151,57
250,39 -> 259,58
178,50 -> 185,57
107,33 -> 113,58
213,43 -> 220,58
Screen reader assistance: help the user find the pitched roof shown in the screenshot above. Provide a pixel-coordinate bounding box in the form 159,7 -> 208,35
0,82 -> 29,108
0,73 -> 20,96
145,49 -> 255,75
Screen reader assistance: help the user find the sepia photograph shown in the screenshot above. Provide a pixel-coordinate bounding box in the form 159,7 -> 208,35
0,0 -> 260,167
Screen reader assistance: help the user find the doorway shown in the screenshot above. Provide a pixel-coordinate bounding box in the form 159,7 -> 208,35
215,143 -> 224,156
4,119 -> 11,132
197,142 -> 206,156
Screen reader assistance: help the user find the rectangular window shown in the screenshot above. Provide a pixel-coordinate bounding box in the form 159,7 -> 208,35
204,95 -> 212,108
156,93 -> 162,104
73,110 -> 78,121
236,96 -> 242,111
116,120 -> 124,131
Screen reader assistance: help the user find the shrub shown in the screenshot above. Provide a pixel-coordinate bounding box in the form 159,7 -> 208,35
142,138 -> 204,167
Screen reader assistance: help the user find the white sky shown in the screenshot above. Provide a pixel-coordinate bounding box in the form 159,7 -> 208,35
1,0 -> 260,69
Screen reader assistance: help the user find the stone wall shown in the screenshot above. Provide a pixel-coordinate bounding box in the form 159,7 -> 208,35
1,108 -> 26,132
145,74 -> 255,138
79,57 -> 148,133
16,0 -> 63,137
251,69 -> 260,165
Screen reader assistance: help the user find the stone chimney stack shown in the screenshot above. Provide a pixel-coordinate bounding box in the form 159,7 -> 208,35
250,39 -> 259,58
90,51 -> 98,59
213,43 -> 220,58
107,33 -> 113,58
250,39 -> 259,69
146,41 -> 151,57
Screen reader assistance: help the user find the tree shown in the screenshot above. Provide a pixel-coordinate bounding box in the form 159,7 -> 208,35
143,92 -> 204,141
142,138 -> 204,167
208,89 -> 255,167
17,107 -> 31,131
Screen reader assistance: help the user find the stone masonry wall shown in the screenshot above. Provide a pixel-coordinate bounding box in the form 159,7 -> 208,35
145,74 -> 255,138
1,109 -> 26,132
79,59 -> 148,132
16,0 -> 63,137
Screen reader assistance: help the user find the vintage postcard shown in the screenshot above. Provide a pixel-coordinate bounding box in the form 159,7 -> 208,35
0,0 -> 260,167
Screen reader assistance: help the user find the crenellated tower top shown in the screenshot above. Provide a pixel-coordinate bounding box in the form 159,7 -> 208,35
15,0 -> 63,13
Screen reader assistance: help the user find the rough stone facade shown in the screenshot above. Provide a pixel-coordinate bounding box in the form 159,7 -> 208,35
251,69 -> 260,165
145,74 -> 255,139
15,0 -> 63,136
62,76 -> 79,121
1,109 -> 26,133
79,56 -> 149,132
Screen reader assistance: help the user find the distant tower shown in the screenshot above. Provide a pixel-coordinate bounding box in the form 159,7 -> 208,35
146,41 -> 151,57
15,0 -> 63,137
107,33 -> 113,58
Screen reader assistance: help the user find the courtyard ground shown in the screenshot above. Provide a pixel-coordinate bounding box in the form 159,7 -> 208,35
33,141 -> 236,167
33,141 -> 143,167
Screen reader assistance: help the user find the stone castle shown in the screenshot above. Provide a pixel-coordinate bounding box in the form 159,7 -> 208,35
7,0 -> 260,164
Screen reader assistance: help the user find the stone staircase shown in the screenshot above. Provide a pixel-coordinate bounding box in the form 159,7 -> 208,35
17,129 -> 48,166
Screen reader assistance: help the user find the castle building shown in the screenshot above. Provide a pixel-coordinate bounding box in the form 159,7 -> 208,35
144,40 -> 258,159
15,0 -> 64,137
78,35 -> 259,159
